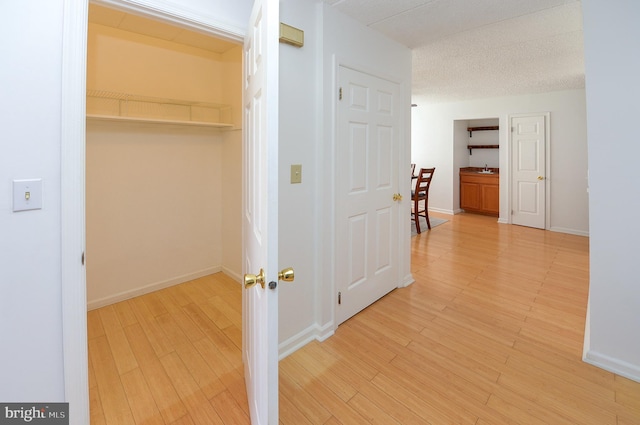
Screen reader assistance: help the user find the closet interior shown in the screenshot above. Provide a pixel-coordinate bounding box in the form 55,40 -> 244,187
86,4 -> 243,309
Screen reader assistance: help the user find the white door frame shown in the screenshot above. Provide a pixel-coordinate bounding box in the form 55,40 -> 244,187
506,112 -> 551,229
60,1 -> 245,423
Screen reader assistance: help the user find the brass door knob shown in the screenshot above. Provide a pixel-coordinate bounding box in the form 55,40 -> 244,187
393,193 -> 403,201
244,268 -> 265,289
279,267 -> 295,282
537,176 -> 544,180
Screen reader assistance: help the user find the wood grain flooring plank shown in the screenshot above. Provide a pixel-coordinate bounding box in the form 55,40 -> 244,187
87,309 -> 105,339
209,390 -> 251,425
372,368 -> 478,424
130,297 -> 175,357
279,372 -> 332,424
279,353 -> 357,403
168,414 -> 195,425
347,392 -> 403,425
89,386 -> 107,425
88,335 -> 136,425
279,392 -> 314,425
114,300 -> 138,327
120,367 -> 165,425
124,323 -> 188,424
174,342 -> 226,400
159,352 -> 225,425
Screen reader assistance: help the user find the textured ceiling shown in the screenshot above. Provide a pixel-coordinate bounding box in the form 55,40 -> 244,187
325,0 -> 585,103
91,2 -> 585,103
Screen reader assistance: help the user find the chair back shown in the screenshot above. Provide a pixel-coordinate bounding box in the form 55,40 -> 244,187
414,167 -> 435,198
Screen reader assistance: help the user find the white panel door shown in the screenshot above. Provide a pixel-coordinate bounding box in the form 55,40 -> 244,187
511,115 -> 546,229
242,0 -> 279,423
336,66 -> 401,325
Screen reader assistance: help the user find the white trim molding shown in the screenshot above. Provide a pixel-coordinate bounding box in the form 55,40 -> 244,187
93,0 -> 245,42
87,266 -> 223,310
61,0 -> 89,423
278,322 -> 335,360
584,350 -> 640,384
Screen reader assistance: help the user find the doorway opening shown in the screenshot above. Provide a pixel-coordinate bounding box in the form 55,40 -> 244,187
85,4 -> 247,422
453,118 -> 500,216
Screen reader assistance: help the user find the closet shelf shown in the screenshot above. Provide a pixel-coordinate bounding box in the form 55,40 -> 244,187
86,90 -> 233,128
467,126 -> 499,137
467,144 -> 499,154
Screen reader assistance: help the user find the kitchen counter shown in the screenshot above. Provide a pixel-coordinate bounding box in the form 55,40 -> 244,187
459,166 -> 499,175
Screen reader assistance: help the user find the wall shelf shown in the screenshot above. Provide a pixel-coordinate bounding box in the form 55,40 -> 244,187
467,126 -> 499,137
467,144 -> 499,154
86,90 -> 233,128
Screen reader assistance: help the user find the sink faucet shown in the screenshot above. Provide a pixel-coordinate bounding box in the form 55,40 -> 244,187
484,164 -> 488,171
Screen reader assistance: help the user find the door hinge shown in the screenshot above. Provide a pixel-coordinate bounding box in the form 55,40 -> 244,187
338,291 -> 342,305
339,87 -> 343,101
81,251 -> 85,266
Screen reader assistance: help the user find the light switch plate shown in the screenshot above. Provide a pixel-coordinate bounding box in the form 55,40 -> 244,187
291,164 -> 302,184
13,179 -> 43,212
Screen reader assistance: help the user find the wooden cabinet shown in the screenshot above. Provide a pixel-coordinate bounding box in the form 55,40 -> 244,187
460,169 -> 499,216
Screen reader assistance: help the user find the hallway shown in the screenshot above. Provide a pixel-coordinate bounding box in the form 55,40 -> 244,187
88,213 -> 640,424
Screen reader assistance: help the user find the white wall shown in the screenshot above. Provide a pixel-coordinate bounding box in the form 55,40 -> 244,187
277,1 -> 412,354
86,122 -> 225,307
411,89 -> 589,235
582,0 -> 640,382
0,0 -> 66,401
277,0 -> 322,352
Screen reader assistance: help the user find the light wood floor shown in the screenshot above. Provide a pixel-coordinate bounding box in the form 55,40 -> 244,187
88,213 -> 640,424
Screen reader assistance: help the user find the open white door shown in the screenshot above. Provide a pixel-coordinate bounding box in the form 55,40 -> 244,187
242,0 -> 279,424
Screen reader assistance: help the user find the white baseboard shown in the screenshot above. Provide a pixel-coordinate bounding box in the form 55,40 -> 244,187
428,207 -> 456,215
278,321 -> 335,360
583,350 -> 640,383
497,217 -> 509,224
549,226 -> 589,237
400,273 -> 415,288
87,266 -> 222,310
221,266 -> 242,283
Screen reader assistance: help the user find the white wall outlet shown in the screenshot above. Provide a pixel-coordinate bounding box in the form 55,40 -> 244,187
13,179 -> 43,212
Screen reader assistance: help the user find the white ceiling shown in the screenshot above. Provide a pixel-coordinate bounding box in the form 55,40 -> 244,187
325,0 -> 585,102
90,1 -> 585,103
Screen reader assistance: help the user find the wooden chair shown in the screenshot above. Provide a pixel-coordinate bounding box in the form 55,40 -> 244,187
411,167 -> 435,234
